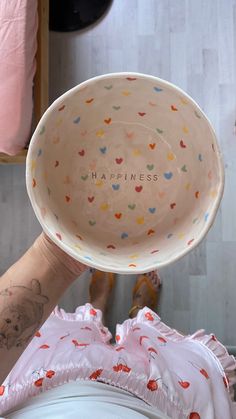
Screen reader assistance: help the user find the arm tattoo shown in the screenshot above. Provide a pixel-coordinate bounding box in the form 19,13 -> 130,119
0,279 -> 48,349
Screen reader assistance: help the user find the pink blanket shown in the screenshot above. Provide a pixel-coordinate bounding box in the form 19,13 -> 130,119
0,0 -> 38,155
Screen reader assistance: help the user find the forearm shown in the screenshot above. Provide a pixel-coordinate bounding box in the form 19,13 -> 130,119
0,234 -> 87,384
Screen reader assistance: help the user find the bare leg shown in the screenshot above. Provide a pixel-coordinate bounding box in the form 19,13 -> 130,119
89,269 -> 114,325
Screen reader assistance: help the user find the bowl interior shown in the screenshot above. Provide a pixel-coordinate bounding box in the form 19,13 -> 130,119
27,73 -> 223,273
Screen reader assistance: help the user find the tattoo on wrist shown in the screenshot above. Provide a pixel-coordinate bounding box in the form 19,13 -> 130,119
0,279 -> 48,349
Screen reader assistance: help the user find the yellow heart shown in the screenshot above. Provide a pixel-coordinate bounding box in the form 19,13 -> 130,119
210,190 -> 217,198
185,183 -> 191,190
74,244 -> 83,250
95,180 -> 103,187
133,149 -> 141,156
96,129 -> 105,138
56,118 -> 63,127
180,97 -> 188,105
178,233 -> 185,239
130,254 -> 139,259
31,160 -> 36,171
182,126 -> 189,134
167,152 -> 175,161
100,203 -> 109,211
122,90 -> 131,96
136,216 -> 144,225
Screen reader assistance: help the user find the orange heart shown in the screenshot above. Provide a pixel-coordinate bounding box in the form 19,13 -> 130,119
147,229 -> 155,235
86,98 -> 94,104
171,105 -> 178,111
104,117 -> 112,124
149,143 -> 156,150
115,213 -> 122,219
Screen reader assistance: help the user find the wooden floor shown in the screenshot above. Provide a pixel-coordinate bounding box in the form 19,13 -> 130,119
1,0 -> 236,345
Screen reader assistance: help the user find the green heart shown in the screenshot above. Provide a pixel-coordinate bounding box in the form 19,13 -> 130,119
156,128 -> 163,134
128,204 -> 136,210
181,165 -> 187,172
147,164 -> 154,171
112,106 -> 121,110
89,220 -> 96,226
81,174 -> 88,181
193,218 -> 198,224
194,110 -> 201,119
104,85 -> 113,90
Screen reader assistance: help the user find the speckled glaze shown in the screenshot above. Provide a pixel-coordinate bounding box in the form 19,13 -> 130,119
26,73 -> 224,274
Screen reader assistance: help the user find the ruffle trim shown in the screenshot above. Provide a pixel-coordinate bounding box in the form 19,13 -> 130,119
116,306 -> 236,391
52,304 -> 112,343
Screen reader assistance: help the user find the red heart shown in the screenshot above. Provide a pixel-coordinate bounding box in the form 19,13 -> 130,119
200,369 -> 209,379
171,105 -> 178,111
145,312 -> 154,321
104,117 -> 112,124
115,158 -> 123,164
149,143 -> 156,149
126,77 -> 137,81
35,331 -> 41,337
115,213 -> 122,219
56,233 -> 62,240
90,308 -> 97,316
138,112 -> 146,117
81,326 -> 92,331
147,379 -> 158,391
88,196 -> 94,203
107,244 -> 116,249
34,378 -> 44,387
151,249 -> 159,254
195,191 -> 200,199
0,386 -> 5,396
32,178 -> 36,188
211,334 -> 217,341
178,380 -> 190,389
72,339 -> 79,347
78,149 -> 85,156
39,344 -> 50,349
135,185 -> 143,192
170,203 -> 176,209
55,160 -> 59,167
180,140 -> 186,148
86,98 -> 94,104
46,370 -> 55,379
147,229 -> 155,235
58,104 -> 65,111
187,239 -> 194,246
89,369 -> 103,380
65,195 -> 70,203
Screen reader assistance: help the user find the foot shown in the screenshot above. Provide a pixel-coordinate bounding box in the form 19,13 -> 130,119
89,269 -> 114,320
129,271 -> 161,318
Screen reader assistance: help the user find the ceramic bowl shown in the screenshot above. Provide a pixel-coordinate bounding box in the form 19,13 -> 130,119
26,72 -> 224,274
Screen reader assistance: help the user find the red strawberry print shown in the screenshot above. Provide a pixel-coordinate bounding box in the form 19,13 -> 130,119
90,308 -> 97,316
34,378 -> 44,387
46,370 -> 55,379
113,364 -> 123,372
148,347 -> 158,354
189,414 -> 200,419
147,379 -> 158,391
116,346 -> 125,351
35,331 -> 41,337
178,380 -> 190,389
157,336 -> 167,343
115,213 -> 122,219
139,335 -> 149,345
89,369 -> 103,380
145,312 -> 154,321
39,344 -> 50,349
200,368 -> 209,379
0,386 -> 5,396
223,376 -> 229,388
115,334 -> 121,341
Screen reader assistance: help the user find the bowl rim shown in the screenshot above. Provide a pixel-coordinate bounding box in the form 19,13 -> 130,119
26,71 -> 225,274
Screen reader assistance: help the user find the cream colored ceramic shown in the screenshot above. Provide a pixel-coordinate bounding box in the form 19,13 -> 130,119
26,72 -> 224,274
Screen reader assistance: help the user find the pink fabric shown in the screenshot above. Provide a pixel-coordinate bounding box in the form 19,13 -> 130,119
0,0 -> 38,155
1,304 -> 235,419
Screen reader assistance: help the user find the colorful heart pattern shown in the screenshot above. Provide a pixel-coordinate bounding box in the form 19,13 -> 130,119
31,75 -> 220,271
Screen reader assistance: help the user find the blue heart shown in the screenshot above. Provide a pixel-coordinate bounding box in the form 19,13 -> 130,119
204,213 -> 209,222
100,146 -> 107,154
37,149 -> 42,157
121,232 -> 128,239
73,116 -> 81,124
154,87 -> 163,92
84,256 -> 92,260
164,172 -> 173,180
112,184 -> 120,190
149,207 -> 156,214
198,154 -> 203,162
